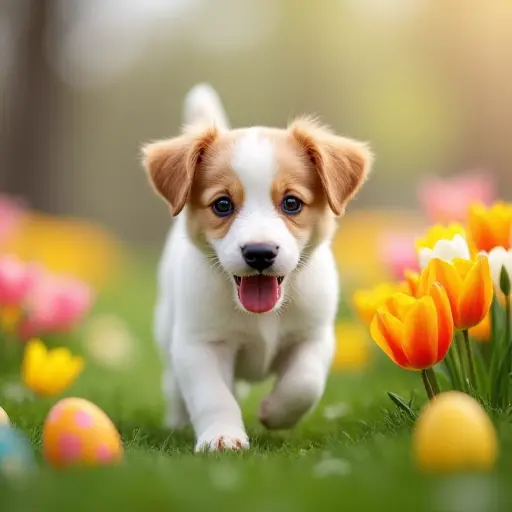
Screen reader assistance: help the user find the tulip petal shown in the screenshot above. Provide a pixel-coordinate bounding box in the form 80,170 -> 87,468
419,248 -> 433,270
468,203 -> 493,252
459,256 -> 494,329
404,270 -> 420,298
487,247 -> 512,291
428,282 -> 454,360
22,339 -> 47,391
383,292 -> 416,319
452,258 -> 473,281
370,312 -> 410,368
468,202 -> 512,252
422,259 -> 462,326
402,296 -> 438,369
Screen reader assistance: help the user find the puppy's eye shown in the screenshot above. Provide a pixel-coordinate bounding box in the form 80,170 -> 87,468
212,197 -> 235,217
281,195 -> 303,215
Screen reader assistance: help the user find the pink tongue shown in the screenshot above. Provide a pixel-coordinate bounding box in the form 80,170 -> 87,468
238,276 -> 280,313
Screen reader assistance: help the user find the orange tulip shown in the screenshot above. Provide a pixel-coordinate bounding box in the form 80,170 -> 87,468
370,282 -> 454,370
403,270 -> 420,297
468,202 -> 512,252
418,255 -> 493,330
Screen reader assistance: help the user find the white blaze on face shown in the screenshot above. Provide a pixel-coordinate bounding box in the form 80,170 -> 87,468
209,128 -> 302,313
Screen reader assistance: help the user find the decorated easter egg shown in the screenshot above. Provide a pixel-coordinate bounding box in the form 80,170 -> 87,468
43,397 -> 123,468
0,426 -> 35,479
413,391 -> 498,473
0,407 -> 9,425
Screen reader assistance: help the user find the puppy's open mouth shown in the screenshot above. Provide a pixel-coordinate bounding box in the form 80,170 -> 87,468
233,275 -> 284,314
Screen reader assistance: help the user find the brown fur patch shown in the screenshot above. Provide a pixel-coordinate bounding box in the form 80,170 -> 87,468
186,135 -> 244,245
269,132 -> 335,246
142,124 -> 219,215
143,119 -> 372,254
288,117 -> 373,216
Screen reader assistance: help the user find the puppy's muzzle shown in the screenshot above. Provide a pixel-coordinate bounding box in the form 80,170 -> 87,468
241,243 -> 278,272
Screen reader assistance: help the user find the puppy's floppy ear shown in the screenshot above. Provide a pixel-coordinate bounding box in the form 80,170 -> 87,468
289,117 -> 373,215
142,124 -> 218,216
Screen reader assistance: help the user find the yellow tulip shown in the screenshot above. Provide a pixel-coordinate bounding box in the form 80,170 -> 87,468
415,223 -> 466,252
22,339 -> 84,397
468,202 -> 512,252
332,321 -> 371,372
413,391 -> 498,473
418,255 -> 493,330
370,282 -> 454,370
352,282 -> 409,325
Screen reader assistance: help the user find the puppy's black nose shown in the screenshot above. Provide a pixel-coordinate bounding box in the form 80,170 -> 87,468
242,243 -> 278,271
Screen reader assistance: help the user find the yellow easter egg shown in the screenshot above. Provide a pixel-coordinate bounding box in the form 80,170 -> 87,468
413,391 -> 498,473
0,407 -> 9,425
43,398 -> 123,468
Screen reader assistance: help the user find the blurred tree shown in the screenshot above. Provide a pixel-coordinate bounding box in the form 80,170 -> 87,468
1,0 -> 66,212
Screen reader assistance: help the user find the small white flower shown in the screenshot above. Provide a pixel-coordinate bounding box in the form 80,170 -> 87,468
486,246 -> 512,291
419,234 -> 470,270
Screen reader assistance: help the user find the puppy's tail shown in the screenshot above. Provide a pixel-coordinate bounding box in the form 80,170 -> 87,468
183,83 -> 231,130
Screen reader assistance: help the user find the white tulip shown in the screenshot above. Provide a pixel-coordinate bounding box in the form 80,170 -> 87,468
486,246 -> 512,292
419,234 -> 471,270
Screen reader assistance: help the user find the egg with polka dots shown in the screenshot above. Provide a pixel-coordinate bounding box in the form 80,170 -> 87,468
43,398 -> 123,468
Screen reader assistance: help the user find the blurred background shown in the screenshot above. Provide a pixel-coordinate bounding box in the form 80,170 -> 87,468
2,0 -> 512,253
1,4 -> 512,507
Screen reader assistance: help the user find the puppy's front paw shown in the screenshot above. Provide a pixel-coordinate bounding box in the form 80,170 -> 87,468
195,424 -> 249,453
259,393 -> 316,430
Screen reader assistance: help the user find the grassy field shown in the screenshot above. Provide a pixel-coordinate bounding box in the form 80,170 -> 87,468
1,257 -> 512,512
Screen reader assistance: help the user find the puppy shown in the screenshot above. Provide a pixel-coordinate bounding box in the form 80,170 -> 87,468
142,84 -> 372,452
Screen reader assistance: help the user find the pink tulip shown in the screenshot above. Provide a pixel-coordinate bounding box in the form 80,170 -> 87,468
0,195 -> 25,245
418,173 -> 495,223
379,232 -> 420,280
0,256 -> 39,307
20,275 -> 94,338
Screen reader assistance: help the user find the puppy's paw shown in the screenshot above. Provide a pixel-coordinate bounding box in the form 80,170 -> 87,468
163,409 -> 189,431
259,394 -> 314,430
195,424 -> 249,453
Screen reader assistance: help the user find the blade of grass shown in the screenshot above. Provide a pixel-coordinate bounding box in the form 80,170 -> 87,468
387,392 -> 417,420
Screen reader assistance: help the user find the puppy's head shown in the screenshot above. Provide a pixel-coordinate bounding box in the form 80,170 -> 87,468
143,117 -> 372,314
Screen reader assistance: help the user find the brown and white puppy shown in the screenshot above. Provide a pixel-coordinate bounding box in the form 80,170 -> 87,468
143,84 -> 372,452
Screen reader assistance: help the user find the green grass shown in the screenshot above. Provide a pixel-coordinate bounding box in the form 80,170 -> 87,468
1,257 -> 512,511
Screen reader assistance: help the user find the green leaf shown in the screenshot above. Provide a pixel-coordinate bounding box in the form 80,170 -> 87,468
491,342 -> 512,409
472,342 -> 490,396
489,296 -> 509,406
444,345 -> 463,391
500,266 -> 511,296
433,366 -> 452,392
387,392 -> 417,421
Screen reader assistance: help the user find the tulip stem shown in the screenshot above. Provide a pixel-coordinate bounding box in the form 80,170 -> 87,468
444,349 -> 463,391
455,334 -> 470,393
462,329 -> 478,392
506,295 -> 511,374
421,368 -> 439,400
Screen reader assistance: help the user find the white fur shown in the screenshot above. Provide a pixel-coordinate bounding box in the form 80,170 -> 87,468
155,84 -> 339,452
211,129 -> 301,309
183,83 -> 231,130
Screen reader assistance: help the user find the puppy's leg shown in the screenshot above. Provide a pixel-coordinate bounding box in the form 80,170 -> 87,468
162,367 -> 190,430
173,338 -> 248,452
259,330 -> 334,430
